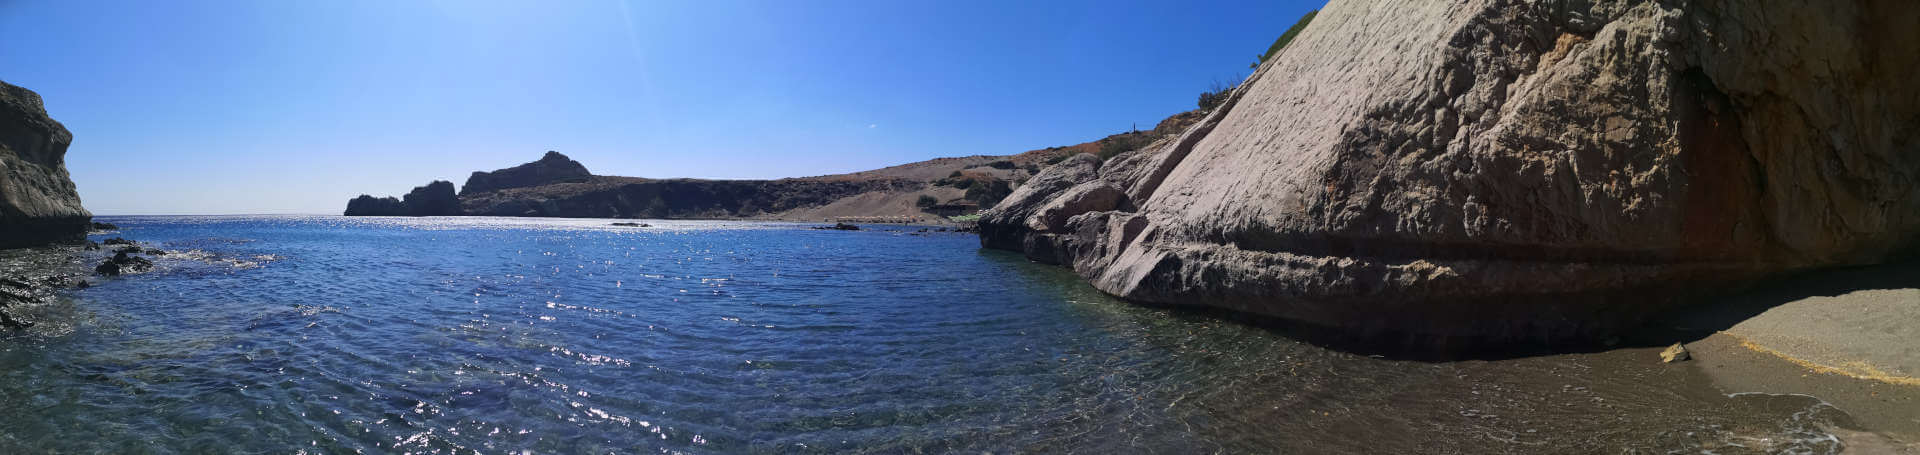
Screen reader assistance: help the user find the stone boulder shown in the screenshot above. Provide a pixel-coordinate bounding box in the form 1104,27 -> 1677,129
1024,181 -> 1126,233
0,81 -> 90,248
460,151 -> 591,196
981,0 -> 1920,347
977,153 -> 1101,251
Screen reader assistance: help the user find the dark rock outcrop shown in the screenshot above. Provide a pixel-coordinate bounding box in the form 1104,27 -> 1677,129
94,250 -> 152,276
0,81 -> 90,248
343,181 -> 459,216
343,195 -> 408,216
401,181 -> 460,216
981,0 -> 1920,347
460,151 -> 591,196
459,176 -> 921,219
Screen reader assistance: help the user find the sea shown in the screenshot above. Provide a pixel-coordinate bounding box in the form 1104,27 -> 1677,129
0,215 -> 1873,453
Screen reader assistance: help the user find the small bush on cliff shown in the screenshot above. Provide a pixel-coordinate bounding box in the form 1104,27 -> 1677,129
1198,78 -> 1237,111
1252,10 -> 1318,69
986,160 -> 1016,170
1098,132 -> 1153,160
916,195 -> 938,208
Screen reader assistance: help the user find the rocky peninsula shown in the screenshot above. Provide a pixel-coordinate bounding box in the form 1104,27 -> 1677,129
979,0 -> 1920,347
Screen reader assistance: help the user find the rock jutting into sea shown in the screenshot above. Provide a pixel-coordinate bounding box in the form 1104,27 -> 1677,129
343,180 -> 458,216
0,80 -> 91,248
979,0 -> 1920,347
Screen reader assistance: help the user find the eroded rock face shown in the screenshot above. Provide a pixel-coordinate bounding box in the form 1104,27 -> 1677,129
977,153 -> 1101,251
981,0 -> 1920,346
460,151 -> 591,196
0,81 -> 90,249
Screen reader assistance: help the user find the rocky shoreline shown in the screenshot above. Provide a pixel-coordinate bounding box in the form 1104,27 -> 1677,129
976,0 -> 1920,348
0,225 -> 182,330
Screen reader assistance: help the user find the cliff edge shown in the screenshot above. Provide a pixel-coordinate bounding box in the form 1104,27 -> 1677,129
0,81 -> 90,248
981,0 -> 1920,346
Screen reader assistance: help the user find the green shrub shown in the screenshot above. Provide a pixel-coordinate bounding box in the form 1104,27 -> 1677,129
965,179 -> 1013,207
986,160 -> 1016,169
1098,133 -> 1152,160
916,194 -> 938,208
1199,86 -> 1232,110
1253,10 -> 1318,69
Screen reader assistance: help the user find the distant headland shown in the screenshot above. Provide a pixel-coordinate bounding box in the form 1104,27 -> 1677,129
343,112 -> 1203,223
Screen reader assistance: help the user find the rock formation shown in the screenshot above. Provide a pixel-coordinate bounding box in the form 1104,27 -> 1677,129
343,181 -> 459,216
349,151 -> 951,220
980,0 -> 1920,346
0,81 -> 90,248
343,195 -> 408,216
459,176 -> 918,219
401,180 -> 460,216
460,151 -> 591,196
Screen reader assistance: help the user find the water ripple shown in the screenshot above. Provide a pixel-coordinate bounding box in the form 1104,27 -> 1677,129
0,215 -> 1879,453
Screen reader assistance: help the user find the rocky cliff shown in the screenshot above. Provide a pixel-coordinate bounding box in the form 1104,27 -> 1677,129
981,0 -> 1920,346
344,147 -> 1084,221
459,151 -> 591,196
460,176 -> 920,219
342,180 -> 458,216
0,81 -> 90,248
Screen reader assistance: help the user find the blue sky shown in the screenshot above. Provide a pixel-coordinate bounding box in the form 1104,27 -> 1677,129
1,0 -> 1318,215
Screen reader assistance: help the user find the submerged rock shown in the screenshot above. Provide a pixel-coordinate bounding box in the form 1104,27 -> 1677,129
981,0 -> 1920,347
814,223 -> 861,231
0,81 -> 91,248
609,222 -> 650,227
101,237 -> 134,245
95,251 -> 153,277
89,221 -> 117,231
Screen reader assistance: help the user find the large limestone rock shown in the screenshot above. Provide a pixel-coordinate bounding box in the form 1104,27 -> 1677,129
981,0 -> 1920,346
460,151 -> 591,196
0,81 -> 90,248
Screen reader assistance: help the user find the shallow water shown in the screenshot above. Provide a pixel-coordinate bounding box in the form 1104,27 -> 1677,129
0,216 -> 1881,453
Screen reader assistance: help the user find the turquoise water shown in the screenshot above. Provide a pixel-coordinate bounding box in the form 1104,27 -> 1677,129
0,216 -> 1869,453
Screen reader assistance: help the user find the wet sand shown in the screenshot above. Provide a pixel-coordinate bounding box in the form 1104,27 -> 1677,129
1647,261 -> 1920,449
1687,333 -> 1920,451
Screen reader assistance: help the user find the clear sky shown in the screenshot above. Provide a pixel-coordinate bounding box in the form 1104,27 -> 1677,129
1,0 -> 1318,215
